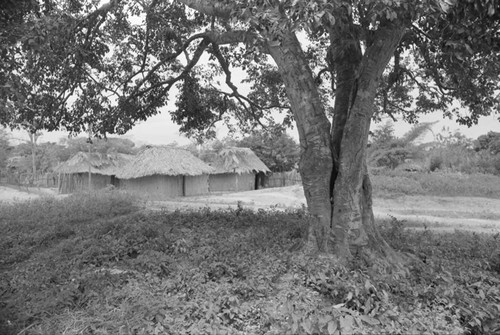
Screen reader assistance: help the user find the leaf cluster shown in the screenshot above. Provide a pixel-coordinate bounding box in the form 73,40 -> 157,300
475,131 -> 500,155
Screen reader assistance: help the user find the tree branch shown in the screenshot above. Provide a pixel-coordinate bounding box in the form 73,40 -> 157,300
175,0 -> 235,20
210,41 -> 289,123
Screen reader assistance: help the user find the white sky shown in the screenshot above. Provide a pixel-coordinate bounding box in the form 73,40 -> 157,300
8,108 -> 500,146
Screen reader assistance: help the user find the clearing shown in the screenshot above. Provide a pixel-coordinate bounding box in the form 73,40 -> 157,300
149,185 -> 500,234
2,184 -> 499,234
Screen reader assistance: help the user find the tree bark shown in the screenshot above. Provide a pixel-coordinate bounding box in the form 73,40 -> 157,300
328,21 -> 363,258
266,32 -> 334,253
268,25 -> 405,263
331,26 -> 406,262
176,0 -> 407,263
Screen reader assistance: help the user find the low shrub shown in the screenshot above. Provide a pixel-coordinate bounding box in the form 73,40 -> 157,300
429,154 -> 444,172
379,217 -> 500,335
1,196 -> 499,334
0,190 -> 141,266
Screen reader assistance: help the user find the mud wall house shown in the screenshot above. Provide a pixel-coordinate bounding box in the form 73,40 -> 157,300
204,147 -> 271,193
116,146 -> 214,200
55,152 -> 131,194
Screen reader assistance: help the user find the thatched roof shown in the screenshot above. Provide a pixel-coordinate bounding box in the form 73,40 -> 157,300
54,152 -> 132,176
205,147 -> 271,174
116,146 -> 214,179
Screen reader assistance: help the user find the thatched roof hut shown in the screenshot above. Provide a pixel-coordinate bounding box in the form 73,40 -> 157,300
117,146 -> 214,199
205,147 -> 271,174
55,152 -> 132,193
55,152 -> 130,175
117,146 -> 214,179
204,147 -> 271,192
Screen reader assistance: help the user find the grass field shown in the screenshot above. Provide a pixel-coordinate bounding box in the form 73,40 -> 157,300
371,170 -> 500,199
1,189 -> 499,334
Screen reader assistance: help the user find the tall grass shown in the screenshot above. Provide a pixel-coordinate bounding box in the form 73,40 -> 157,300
371,170 -> 500,198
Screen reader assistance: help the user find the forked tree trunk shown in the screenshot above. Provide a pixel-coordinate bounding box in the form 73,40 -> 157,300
267,32 -> 334,253
268,26 -> 406,264
331,26 -> 406,263
178,0 -> 408,265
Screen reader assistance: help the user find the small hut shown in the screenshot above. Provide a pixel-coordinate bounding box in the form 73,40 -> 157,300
116,146 -> 214,199
55,152 -> 131,193
205,147 -> 271,193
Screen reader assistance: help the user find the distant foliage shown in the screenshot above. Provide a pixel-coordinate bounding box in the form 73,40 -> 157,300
475,131 -> 500,155
61,137 -> 138,156
369,125 -> 500,176
235,130 -> 300,172
426,129 -> 500,175
368,122 -> 432,170
429,155 -> 444,172
9,141 -> 69,175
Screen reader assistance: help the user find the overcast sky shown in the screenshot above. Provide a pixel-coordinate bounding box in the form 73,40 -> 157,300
8,107 -> 500,147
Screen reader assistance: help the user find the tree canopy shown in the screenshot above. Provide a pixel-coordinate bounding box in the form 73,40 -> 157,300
2,0 -> 498,137
475,131 -> 500,155
2,0 -> 500,260
59,136 -> 138,155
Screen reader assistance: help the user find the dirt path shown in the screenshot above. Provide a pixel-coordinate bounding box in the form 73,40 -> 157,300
0,185 -> 60,203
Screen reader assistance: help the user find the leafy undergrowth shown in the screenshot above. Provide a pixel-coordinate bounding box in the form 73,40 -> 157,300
0,194 -> 498,334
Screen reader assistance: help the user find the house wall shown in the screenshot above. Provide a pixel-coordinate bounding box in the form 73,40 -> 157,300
121,175 -> 183,200
58,173 -> 112,194
184,175 -> 210,196
209,172 -> 256,193
121,174 -> 210,199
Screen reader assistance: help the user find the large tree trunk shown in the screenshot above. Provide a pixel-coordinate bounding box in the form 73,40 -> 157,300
266,32 -> 334,253
331,26 -> 406,263
268,25 -> 405,263
179,0 -> 407,263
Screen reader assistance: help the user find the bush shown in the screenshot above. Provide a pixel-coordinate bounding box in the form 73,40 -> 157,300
429,155 -> 443,171
379,219 -> 500,335
1,197 -> 499,335
0,190 -> 141,266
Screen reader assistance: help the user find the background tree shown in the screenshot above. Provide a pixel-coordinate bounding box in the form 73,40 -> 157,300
235,130 -> 300,173
475,131 -> 500,155
10,140 -> 68,176
2,0 -> 500,264
7,129 -> 42,182
59,137 -> 138,156
368,122 -> 434,170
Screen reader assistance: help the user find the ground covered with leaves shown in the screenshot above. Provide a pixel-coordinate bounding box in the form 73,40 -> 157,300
0,192 -> 499,334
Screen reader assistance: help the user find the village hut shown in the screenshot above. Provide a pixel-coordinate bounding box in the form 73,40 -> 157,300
55,152 -> 132,193
204,147 -> 271,193
116,146 -> 214,199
